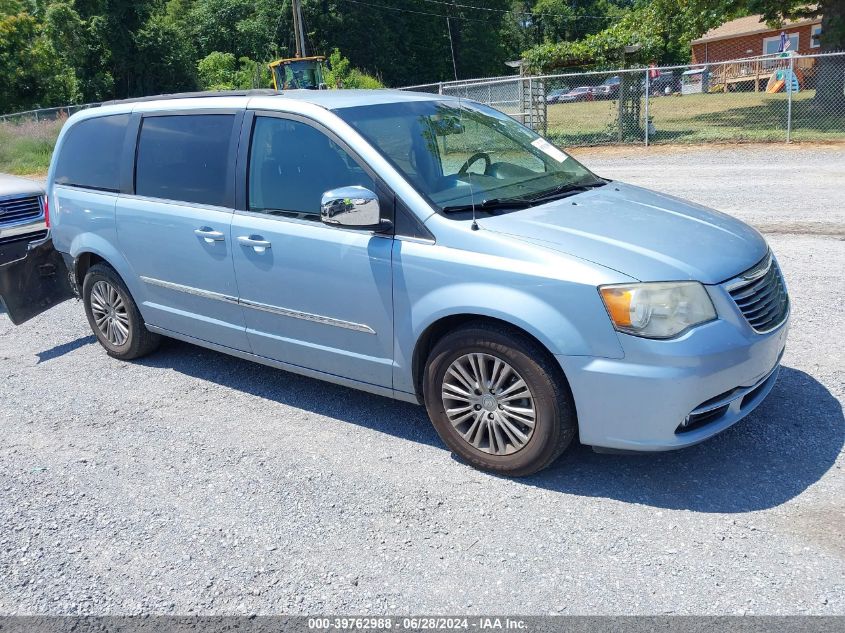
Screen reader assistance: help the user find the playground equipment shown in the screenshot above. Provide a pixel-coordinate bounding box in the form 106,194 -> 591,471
766,67 -> 803,93
681,68 -> 709,94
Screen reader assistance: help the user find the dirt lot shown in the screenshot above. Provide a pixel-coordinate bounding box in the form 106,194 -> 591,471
1,145 -> 843,615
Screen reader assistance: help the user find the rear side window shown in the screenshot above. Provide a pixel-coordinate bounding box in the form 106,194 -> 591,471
135,114 -> 235,207
54,114 -> 129,192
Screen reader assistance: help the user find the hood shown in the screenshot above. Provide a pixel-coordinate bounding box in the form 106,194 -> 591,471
477,182 -> 767,284
0,174 -> 44,199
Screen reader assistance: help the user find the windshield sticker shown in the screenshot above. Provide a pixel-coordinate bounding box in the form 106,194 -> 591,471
531,138 -> 568,163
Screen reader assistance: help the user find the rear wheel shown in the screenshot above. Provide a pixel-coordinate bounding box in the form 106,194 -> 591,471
423,321 -> 576,476
82,263 -> 160,360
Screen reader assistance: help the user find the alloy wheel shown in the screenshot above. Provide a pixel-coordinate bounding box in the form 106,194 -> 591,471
89,280 -> 130,347
441,352 -> 537,456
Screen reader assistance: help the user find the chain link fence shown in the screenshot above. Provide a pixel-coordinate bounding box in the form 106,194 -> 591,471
0,102 -> 101,125
401,51 -> 845,147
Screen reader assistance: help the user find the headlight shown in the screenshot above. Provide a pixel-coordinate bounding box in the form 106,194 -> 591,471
599,281 -> 716,339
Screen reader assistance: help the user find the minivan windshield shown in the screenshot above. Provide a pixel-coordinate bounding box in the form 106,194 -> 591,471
335,100 -> 604,215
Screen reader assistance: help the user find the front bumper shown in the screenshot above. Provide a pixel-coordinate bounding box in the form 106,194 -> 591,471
557,311 -> 789,452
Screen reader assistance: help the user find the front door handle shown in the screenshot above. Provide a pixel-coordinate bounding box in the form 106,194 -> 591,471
237,235 -> 272,253
194,227 -> 225,243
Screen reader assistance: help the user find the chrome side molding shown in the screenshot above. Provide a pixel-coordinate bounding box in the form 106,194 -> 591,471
140,276 -> 376,335
140,276 -> 239,304
239,298 -> 376,334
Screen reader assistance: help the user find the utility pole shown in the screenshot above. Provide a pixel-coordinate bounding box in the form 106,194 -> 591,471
446,17 -> 458,81
292,0 -> 307,58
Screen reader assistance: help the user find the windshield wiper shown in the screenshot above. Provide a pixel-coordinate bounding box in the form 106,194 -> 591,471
529,179 -> 608,204
440,198 -> 534,215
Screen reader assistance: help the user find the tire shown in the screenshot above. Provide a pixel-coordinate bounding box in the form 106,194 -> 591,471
423,321 -> 576,477
82,263 -> 161,360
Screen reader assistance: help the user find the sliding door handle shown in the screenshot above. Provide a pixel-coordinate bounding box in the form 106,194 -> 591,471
194,227 -> 225,243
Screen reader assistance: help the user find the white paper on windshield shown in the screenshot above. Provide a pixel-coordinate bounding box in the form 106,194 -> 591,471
531,138 -> 568,163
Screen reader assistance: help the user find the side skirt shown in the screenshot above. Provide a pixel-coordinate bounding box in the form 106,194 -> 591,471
145,324 -> 421,405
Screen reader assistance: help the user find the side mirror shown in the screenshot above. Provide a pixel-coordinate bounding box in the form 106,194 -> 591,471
320,186 -> 385,230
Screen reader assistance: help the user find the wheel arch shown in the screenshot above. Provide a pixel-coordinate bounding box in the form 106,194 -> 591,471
68,235 -> 139,299
72,252 -> 107,289
411,313 -> 571,405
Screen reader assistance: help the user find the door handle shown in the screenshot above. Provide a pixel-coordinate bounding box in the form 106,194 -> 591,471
194,227 -> 225,243
237,235 -> 272,252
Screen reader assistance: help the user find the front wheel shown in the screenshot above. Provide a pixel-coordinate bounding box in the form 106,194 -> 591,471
423,322 -> 576,476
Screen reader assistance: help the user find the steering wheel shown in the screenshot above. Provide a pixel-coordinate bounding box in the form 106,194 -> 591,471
458,152 -> 492,176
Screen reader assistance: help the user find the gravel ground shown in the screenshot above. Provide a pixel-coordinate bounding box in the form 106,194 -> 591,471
1,145 -> 843,616
570,143 -> 845,236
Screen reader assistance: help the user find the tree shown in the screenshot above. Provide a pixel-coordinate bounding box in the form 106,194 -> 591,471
0,10 -> 79,111
188,0 -> 262,60
44,1 -> 114,101
0,0 -> 23,14
132,15 -> 197,96
523,0 -> 737,72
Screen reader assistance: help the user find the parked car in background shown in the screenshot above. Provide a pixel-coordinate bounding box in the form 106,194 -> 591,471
545,88 -> 570,104
593,76 -> 621,99
0,90 -> 789,476
0,174 -> 47,266
560,86 -> 594,102
649,72 -> 682,96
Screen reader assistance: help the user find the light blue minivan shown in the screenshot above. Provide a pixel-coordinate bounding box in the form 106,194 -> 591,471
0,89 -> 789,475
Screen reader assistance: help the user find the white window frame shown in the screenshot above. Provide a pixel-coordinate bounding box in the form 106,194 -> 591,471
762,33 -> 799,56
811,24 -> 822,48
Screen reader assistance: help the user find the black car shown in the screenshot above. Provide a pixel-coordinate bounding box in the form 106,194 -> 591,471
649,73 -> 681,96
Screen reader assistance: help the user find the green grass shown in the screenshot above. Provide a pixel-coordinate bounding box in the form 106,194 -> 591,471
546,89 -> 845,146
0,119 -> 62,176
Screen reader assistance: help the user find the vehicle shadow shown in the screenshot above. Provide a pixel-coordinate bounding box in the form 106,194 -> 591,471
134,339 -> 842,513
36,334 -> 96,363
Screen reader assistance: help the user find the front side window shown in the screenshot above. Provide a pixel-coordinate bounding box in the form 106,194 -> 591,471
336,100 -> 603,214
135,114 -> 235,206
248,116 -> 374,218
54,114 -> 129,192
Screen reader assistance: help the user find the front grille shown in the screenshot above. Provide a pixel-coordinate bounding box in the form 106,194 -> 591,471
728,254 -> 789,333
0,229 -> 48,246
0,196 -> 42,224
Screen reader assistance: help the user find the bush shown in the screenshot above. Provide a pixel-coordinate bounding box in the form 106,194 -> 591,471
197,51 -> 269,91
324,49 -> 383,89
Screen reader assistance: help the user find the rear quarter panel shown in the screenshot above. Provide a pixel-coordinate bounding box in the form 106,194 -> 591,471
46,106 -> 143,304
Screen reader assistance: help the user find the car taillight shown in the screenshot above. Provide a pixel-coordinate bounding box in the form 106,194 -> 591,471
43,196 -> 50,228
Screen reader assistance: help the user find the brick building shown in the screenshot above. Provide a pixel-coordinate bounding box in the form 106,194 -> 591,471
691,14 -> 823,64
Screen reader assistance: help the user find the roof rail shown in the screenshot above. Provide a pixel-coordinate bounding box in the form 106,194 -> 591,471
102,89 -> 281,106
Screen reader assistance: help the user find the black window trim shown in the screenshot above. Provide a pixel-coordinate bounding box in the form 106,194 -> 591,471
131,108 -> 244,209
235,110 -> 395,234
